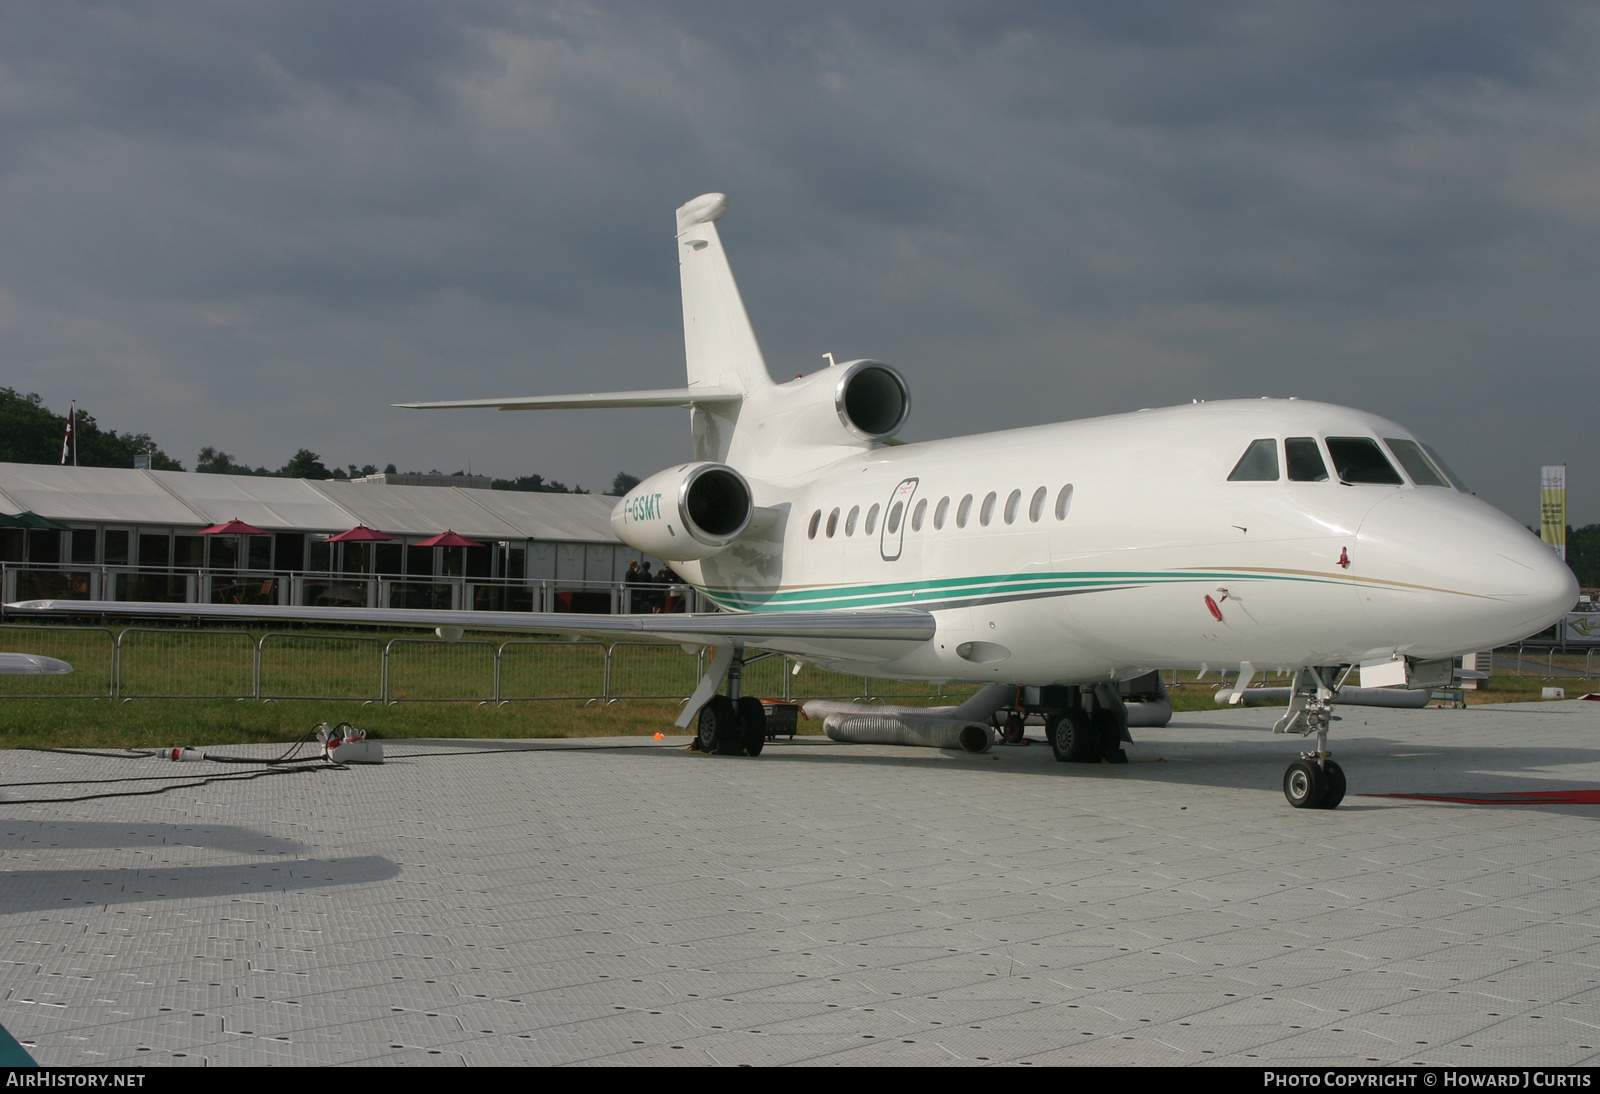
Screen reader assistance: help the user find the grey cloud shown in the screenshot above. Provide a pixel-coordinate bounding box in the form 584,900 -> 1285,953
0,1 -> 1597,521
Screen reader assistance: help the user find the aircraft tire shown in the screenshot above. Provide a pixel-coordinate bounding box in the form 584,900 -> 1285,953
1283,759 -> 1328,808
697,695 -> 737,754
1316,760 -> 1346,809
1001,713 -> 1026,744
1048,709 -> 1095,763
736,696 -> 767,756
1090,708 -> 1127,763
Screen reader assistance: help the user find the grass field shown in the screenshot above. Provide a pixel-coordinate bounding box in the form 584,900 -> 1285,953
0,622 -> 1590,749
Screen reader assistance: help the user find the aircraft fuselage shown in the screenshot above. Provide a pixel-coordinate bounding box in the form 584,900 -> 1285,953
689,397 -> 1575,685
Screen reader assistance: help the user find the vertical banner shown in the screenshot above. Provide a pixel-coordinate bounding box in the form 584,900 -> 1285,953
1540,464 -> 1567,561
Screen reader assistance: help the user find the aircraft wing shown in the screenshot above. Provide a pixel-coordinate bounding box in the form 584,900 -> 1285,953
395,388 -> 743,411
5,600 -> 934,647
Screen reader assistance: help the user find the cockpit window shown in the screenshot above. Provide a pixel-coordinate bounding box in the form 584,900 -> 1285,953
1228,438 -> 1279,481
1421,443 -> 1469,492
1285,437 -> 1328,482
1383,438 -> 1450,487
1326,437 -> 1403,485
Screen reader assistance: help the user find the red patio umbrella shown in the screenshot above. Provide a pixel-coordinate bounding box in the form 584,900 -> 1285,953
413,529 -> 485,548
197,518 -> 269,576
327,526 -> 396,576
198,518 -> 269,535
327,525 -> 395,542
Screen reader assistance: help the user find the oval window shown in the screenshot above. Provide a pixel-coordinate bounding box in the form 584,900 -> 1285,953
865,503 -> 880,535
934,497 -> 950,529
911,498 -> 928,531
845,505 -> 860,535
826,508 -> 839,538
1029,486 -> 1047,522
1004,489 -> 1021,525
956,494 -> 973,528
886,501 -> 903,534
1055,484 -> 1074,520
808,510 -> 821,539
980,492 -> 997,527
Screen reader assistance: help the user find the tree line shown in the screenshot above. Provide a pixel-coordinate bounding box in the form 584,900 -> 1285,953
1,387 -> 640,497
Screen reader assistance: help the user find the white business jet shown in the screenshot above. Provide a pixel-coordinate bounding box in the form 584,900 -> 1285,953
11,193 -> 1577,809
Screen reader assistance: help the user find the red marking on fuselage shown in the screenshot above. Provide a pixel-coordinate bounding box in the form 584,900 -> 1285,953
1204,594 -> 1223,621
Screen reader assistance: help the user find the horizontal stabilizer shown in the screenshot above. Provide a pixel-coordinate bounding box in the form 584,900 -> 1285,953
396,388 -> 743,411
6,600 -> 934,646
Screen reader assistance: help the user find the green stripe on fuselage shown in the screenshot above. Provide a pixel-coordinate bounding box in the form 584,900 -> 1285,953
701,568 -> 1350,613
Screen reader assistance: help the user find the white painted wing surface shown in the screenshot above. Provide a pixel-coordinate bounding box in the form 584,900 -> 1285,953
5,600 -> 934,646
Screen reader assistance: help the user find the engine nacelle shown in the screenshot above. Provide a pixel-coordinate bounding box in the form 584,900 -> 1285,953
765,359 -> 911,450
611,462 -> 753,561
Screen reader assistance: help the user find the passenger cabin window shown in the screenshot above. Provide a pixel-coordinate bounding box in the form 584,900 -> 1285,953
1326,437 -> 1403,485
826,508 -> 839,537
1228,438 -> 1280,481
1003,489 -> 1021,525
1285,438 -> 1328,482
979,492 -> 997,527
911,498 -> 927,531
956,494 -> 973,528
846,506 -> 860,535
1384,439 -> 1449,487
1055,484 -> 1074,520
933,497 -> 949,529
1029,487 -> 1047,523
865,504 -> 880,535
886,501 -> 904,535
808,510 -> 821,539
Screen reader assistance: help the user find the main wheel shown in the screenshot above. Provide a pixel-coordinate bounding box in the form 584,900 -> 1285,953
1001,713 -> 1025,744
1316,760 -> 1346,809
1284,759 -> 1328,808
1048,709 -> 1096,763
736,696 -> 767,756
696,695 -> 737,754
1090,708 -> 1128,763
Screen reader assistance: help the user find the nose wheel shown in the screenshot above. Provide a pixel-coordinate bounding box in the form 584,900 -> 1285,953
1284,756 -> 1345,809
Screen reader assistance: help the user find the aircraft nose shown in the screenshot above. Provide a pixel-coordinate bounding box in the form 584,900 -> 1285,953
1355,490 -> 1577,652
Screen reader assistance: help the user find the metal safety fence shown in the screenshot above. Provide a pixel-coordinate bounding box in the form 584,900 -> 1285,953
0,623 -> 958,705
1499,645 -> 1600,680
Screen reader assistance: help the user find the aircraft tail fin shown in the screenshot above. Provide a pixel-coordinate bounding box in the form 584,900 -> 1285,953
676,194 -> 775,399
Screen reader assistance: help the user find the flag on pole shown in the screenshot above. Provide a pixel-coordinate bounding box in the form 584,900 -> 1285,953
1540,464 -> 1567,561
60,402 -> 75,466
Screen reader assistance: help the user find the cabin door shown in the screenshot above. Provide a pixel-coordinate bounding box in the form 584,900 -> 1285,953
879,477 -> 919,562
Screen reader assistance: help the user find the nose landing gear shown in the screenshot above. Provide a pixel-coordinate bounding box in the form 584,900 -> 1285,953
1276,666 -> 1347,809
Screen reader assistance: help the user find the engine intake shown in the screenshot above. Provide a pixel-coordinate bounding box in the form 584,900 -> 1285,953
834,360 -> 911,441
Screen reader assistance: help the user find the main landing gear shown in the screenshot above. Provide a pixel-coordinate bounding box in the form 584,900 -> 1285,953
691,695 -> 766,756
996,684 -> 1131,765
1274,667 -> 1346,809
687,648 -> 770,757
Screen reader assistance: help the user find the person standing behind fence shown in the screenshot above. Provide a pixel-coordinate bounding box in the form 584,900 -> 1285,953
659,565 -> 684,613
638,562 -> 663,613
624,560 -> 644,613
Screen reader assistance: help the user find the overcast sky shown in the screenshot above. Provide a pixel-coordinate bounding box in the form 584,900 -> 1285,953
2,2 -> 1597,523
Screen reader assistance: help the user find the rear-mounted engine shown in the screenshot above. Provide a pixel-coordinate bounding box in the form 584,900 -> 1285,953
611,462 -> 754,561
